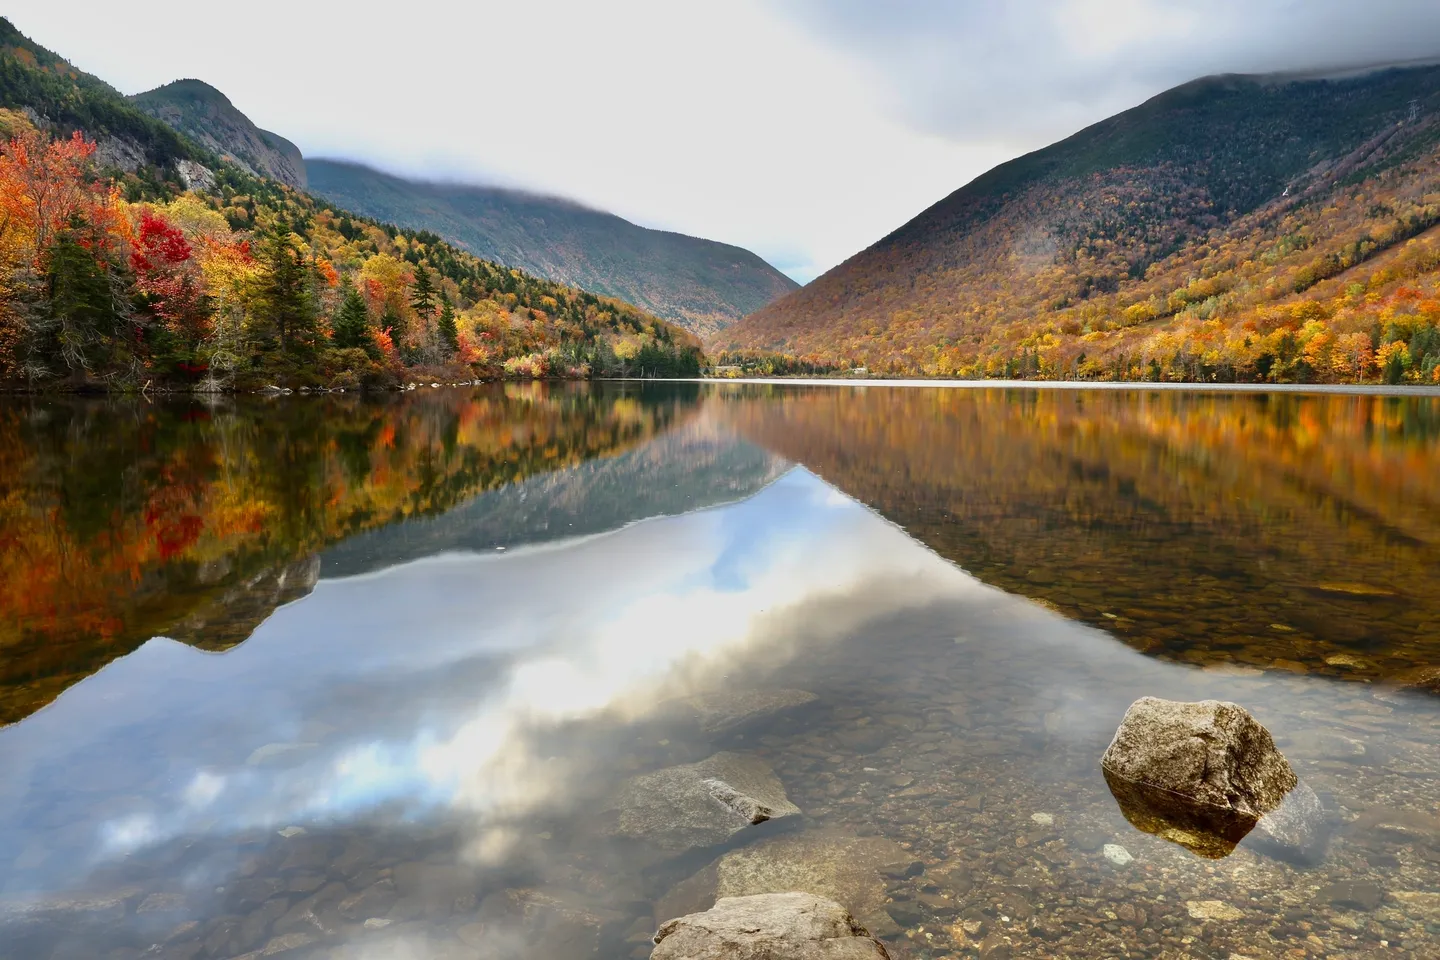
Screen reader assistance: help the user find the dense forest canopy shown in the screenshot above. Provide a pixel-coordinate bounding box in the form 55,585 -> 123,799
0,18 -> 702,391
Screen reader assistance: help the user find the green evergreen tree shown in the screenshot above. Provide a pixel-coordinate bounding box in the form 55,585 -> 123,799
257,227 -> 316,354
333,285 -> 372,351
438,296 -> 459,358
43,227 -> 128,376
409,267 -> 436,319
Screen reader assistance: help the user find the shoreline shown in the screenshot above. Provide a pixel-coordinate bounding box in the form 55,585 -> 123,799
685,377 -> 1440,398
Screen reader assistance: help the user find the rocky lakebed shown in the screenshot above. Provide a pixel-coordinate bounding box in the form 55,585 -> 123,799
4,593 -> 1439,960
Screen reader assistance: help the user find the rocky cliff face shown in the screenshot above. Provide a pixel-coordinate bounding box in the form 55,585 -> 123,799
130,79 -> 306,188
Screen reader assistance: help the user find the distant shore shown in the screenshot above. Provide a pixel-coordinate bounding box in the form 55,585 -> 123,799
691,377 -> 1440,398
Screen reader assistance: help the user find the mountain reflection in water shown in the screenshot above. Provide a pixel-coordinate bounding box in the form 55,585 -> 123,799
0,384 -> 1437,960
715,385 -> 1440,684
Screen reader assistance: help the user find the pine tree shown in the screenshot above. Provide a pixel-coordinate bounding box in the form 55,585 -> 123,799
438,296 -> 459,358
409,267 -> 436,319
42,227 -> 128,377
257,227 -> 316,354
333,285 -> 371,351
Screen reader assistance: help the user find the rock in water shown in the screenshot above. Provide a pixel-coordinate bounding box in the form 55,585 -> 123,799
606,752 -> 800,855
474,887 -> 628,960
651,893 -> 891,960
1100,697 -> 1298,858
655,830 -> 910,937
681,689 -> 819,735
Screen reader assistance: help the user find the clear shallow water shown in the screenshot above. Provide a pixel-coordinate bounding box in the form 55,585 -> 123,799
1,384 -> 1438,960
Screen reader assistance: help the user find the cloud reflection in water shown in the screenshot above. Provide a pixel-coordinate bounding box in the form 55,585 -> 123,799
9,467 -> 971,878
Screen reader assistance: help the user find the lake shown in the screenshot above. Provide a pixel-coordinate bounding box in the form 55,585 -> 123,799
1,383 -> 1438,960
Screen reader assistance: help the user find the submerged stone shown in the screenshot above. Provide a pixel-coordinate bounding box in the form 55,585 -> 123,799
680,689 -> 819,735
1101,697 -> 1298,858
1102,844 -> 1133,866
1186,900 -> 1245,921
605,751 -> 801,855
476,887 -> 628,960
651,892 -> 891,959
656,830 -> 910,937
1320,880 -> 1385,911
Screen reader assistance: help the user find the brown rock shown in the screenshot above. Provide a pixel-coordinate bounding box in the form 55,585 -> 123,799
1101,697 -> 1298,858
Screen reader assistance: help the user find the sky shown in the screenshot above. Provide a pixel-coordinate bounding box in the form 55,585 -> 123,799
12,0 -> 1440,283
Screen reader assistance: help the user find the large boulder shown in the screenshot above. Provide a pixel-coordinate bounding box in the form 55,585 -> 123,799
605,752 -> 800,856
656,830 -> 912,937
1101,697 -> 1300,858
651,893 -> 891,960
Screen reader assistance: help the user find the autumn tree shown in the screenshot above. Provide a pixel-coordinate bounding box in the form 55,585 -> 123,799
131,209 -> 210,371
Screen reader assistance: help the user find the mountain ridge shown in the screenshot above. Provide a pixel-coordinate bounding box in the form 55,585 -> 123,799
305,157 -> 799,336
724,64 -> 1440,384
130,78 -> 307,188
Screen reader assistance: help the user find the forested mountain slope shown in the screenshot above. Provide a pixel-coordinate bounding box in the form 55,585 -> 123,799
131,79 -> 306,188
0,16 -> 701,390
724,66 -> 1440,384
307,159 -> 798,337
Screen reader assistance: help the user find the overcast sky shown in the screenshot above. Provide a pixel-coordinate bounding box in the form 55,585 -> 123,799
13,1 -> 1440,282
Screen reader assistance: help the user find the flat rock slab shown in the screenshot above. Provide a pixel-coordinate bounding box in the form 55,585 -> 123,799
652,892 -> 891,960
656,830 -> 911,937
606,752 -> 801,855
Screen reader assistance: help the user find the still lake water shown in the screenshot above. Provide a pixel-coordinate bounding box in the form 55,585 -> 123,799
1,383 -> 1438,960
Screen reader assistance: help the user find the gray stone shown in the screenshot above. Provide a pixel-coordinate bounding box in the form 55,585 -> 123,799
1101,697 -> 1297,858
655,830 -> 911,937
337,879 -> 398,921
651,893 -> 890,960
681,689 -> 819,735
476,887 -> 628,960
260,931 -> 317,955
237,897 -> 291,953
606,752 -> 800,855
1321,880 -> 1385,911
0,886 -> 143,956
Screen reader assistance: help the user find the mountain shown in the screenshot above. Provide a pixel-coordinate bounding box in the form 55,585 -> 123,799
0,17 -> 195,171
130,78 -> 306,188
321,419 -> 786,578
722,66 -> 1440,384
306,158 -> 799,337
0,16 -> 703,391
